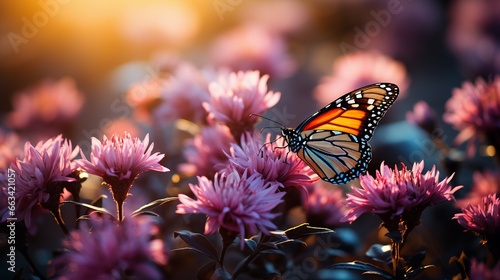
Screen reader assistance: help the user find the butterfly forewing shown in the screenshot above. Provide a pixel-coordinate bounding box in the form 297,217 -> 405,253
297,83 -> 399,140
283,83 -> 399,184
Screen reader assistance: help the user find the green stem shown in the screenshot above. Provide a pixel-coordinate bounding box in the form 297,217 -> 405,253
391,240 -> 399,277
117,199 -> 124,222
232,234 -> 265,279
50,207 -> 69,237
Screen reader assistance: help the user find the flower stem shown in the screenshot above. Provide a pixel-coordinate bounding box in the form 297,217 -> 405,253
219,228 -> 237,265
391,240 -> 401,279
49,207 -> 70,237
116,199 -> 124,222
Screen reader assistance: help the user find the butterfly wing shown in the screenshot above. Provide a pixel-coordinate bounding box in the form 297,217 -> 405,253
288,83 -> 399,184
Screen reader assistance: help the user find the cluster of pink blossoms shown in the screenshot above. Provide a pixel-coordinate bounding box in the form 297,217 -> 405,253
342,161 -> 462,232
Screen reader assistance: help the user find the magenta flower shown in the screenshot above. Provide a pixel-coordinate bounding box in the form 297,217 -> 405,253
0,131 -> 23,169
127,63 -> 213,125
306,182 -> 348,228
178,124 -> 235,178
469,259 -> 500,280
314,51 -> 409,107
223,132 -> 318,190
457,170 -> 500,208
77,133 -> 169,221
51,216 -> 163,280
447,0 -> 500,77
444,77 -> 500,157
203,70 -> 281,140
209,24 -> 296,78
343,161 -> 462,233
406,101 -> 438,134
454,193 -> 500,239
1,135 -> 79,232
6,77 -> 84,140
176,170 -> 285,249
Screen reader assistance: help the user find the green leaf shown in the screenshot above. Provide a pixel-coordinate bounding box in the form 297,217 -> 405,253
284,223 -> 334,239
244,239 -> 257,252
131,197 -> 178,216
275,238 -> 307,248
90,195 -> 108,208
259,248 -> 286,255
331,261 -> 393,279
197,261 -> 216,280
173,230 -> 219,261
62,200 -> 113,216
405,265 -> 434,279
366,244 -> 392,265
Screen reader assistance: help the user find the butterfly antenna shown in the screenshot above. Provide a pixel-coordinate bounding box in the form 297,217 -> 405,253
258,134 -> 286,156
249,113 -> 285,128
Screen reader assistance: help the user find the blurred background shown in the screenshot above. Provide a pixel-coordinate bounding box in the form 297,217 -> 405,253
1,0 -> 499,278
2,0 -> 497,184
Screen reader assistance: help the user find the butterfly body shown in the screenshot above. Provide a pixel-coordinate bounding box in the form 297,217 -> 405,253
282,83 -> 399,184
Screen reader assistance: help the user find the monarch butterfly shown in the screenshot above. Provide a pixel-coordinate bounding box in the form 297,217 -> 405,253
282,83 -> 399,184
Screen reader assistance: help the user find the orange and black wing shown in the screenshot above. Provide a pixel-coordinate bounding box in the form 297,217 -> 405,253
285,83 -> 399,184
297,83 -> 399,140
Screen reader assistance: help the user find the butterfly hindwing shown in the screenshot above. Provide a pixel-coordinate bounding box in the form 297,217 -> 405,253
296,130 -> 371,184
282,83 -> 399,184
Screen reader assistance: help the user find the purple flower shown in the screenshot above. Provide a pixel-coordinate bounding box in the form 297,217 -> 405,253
178,124 -> 235,178
51,216 -> 163,280
454,193 -> 500,239
127,63 -> 214,125
6,77 -> 84,140
343,161 -> 462,233
1,135 -> 79,231
406,101 -> 438,134
447,0 -> 500,77
239,0 -> 310,36
444,77 -> 500,156
314,51 -> 409,107
457,170 -> 500,208
209,24 -> 296,78
306,182 -> 348,228
176,170 -> 285,249
0,131 -> 23,169
203,71 -> 281,140
77,133 -> 169,221
469,259 -> 500,280
224,132 -> 319,189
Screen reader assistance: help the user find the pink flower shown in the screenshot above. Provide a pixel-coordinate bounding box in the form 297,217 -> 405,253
343,161 -> 462,232
223,132 -> 319,189
1,135 -> 79,231
239,0 -> 310,36
77,133 -> 169,220
454,193 -> 500,239
469,259 -> 500,280
0,131 -> 23,169
447,0 -> 500,77
203,71 -> 281,140
314,51 -> 409,107
51,216 -> 163,280
209,24 -> 296,78
178,124 -> 235,178
176,170 -> 285,249
444,77 -> 500,156
306,182 -> 348,228
406,101 -> 438,135
7,77 -> 84,140
457,170 -> 500,208
127,63 -> 213,124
